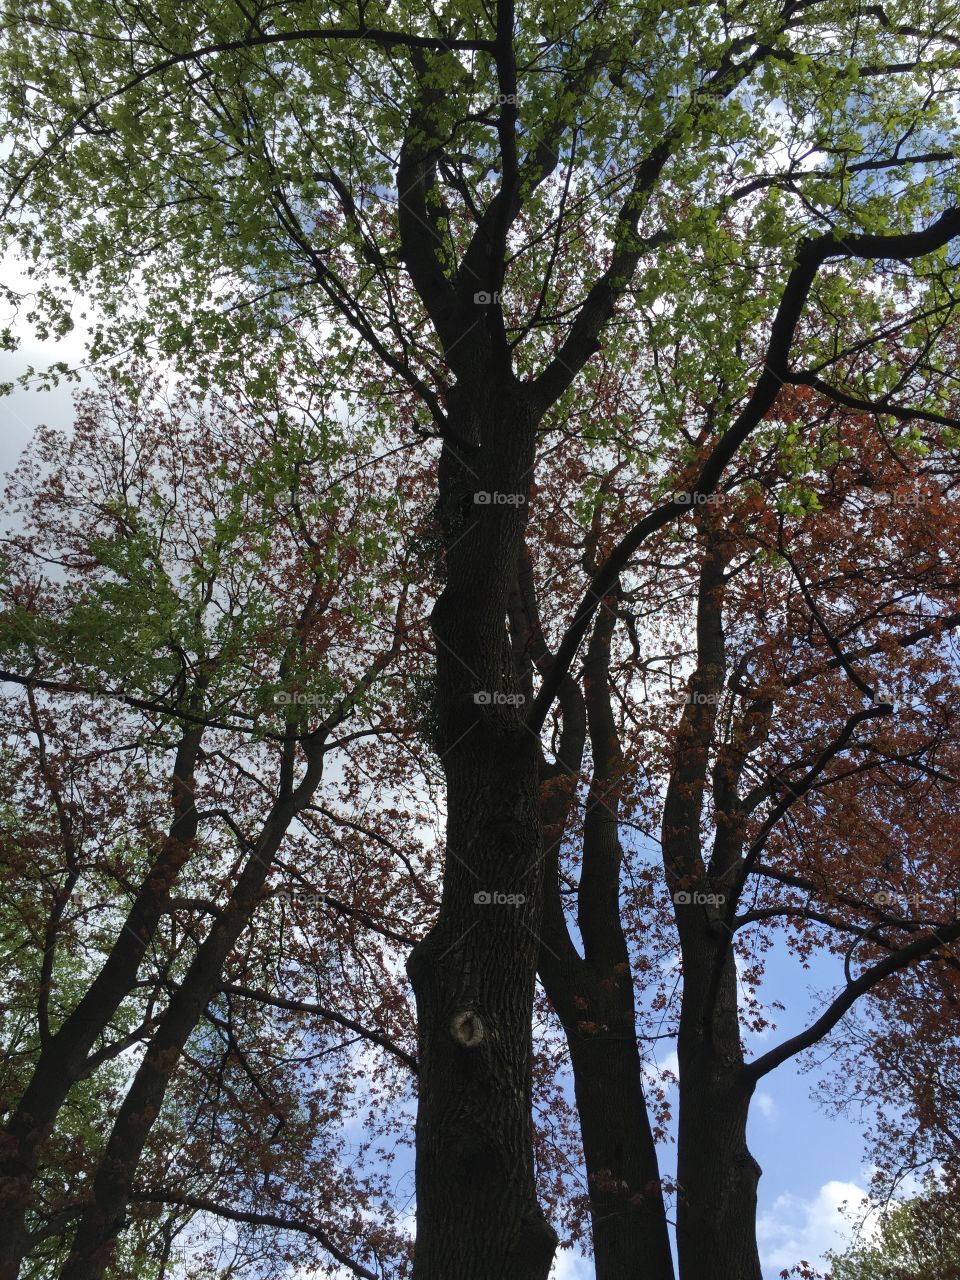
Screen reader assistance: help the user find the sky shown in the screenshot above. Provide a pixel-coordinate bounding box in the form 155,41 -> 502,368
0,261 -> 885,1280
0,253 -> 88,477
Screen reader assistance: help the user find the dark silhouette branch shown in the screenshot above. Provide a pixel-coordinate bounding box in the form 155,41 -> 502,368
746,919 -> 960,1081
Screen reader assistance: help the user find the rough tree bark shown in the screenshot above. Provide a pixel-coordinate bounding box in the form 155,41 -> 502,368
406,376 -> 558,1280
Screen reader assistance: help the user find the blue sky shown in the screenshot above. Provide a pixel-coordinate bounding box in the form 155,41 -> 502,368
742,941 -> 876,1277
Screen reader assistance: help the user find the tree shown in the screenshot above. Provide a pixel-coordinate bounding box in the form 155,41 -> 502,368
0,369 -> 426,1279
6,342 -> 960,1280
4,3 -> 960,1279
827,1185 -> 960,1280
520,371 -> 960,1278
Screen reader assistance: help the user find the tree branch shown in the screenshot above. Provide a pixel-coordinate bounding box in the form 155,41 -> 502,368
527,206 -> 960,733
745,919 -> 960,1080
132,1189 -> 378,1280
219,983 -> 418,1072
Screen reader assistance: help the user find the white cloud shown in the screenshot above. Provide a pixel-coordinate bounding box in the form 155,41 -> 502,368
754,1091 -> 779,1124
551,1248 -> 592,1279
758,1179 -> 873,1274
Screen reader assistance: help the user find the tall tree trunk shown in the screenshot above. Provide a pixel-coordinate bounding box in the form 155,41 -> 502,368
533,591 -> 675,1280
661,524 -> 762,1279
562,977 -> 676,1280
408,721 -> 555,1280
675,924 -> 761,1280
407,382 -> 557,1280
576,594 -> 674,1280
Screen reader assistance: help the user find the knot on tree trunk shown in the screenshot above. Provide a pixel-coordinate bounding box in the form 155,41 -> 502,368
449,1009 -> 484,1048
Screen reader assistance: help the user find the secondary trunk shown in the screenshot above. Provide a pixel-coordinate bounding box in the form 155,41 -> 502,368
541,869 -> 676,1280
561,972 -> 676,1280
658,524 -> 761,1278
675,922 -> 761,1280
517,568 -> 674,1280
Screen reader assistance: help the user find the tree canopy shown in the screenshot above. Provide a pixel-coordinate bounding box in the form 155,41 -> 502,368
3,3 -> 960,1279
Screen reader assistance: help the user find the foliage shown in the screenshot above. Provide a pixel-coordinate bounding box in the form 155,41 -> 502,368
826,1186 -> 960,1280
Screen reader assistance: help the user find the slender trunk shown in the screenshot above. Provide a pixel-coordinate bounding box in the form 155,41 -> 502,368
537,822 -> 673,1280
58,748 -> 326,1280
0,729 -> 202,1280
563,979 -> 676,1280
531,589 -> 674,1280
675,924 -> 761,1280
408,383 -> 557,1279
660,525 -> 761,1278
54,597 -> 397,1278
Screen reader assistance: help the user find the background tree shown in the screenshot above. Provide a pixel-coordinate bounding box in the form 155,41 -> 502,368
4,302 -> 960,1280
826,1183 -> 960,1280
0,368 -> 428,1280
499,328 -> 960,1278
